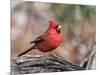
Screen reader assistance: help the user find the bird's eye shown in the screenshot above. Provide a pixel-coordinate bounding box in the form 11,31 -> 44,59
54,25 -> 62,33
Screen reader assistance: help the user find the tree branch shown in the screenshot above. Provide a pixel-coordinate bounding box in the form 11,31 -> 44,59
11,54 -> 85,74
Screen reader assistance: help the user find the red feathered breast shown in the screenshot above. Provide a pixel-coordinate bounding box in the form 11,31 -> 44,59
35,28 -> 62,52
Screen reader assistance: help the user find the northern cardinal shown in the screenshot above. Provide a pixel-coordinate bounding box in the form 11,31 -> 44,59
18,20 -> 62,57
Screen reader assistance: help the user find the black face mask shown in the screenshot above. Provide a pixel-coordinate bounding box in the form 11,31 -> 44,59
54,25 -> 61,33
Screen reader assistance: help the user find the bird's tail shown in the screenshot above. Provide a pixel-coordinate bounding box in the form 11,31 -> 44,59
18,46 -> 35,57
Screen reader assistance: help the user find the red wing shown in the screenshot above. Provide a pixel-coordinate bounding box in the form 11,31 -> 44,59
30,30 -> 48,44
30,36 -> 45,44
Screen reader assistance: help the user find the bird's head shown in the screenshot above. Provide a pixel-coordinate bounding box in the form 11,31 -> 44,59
49,20 -> 62,33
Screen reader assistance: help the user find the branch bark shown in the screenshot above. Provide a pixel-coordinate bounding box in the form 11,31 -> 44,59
11,54 -> 85,74
86,44 -> 96,70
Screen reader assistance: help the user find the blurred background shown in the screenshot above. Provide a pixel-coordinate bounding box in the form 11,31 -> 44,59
11,1 -> 96,66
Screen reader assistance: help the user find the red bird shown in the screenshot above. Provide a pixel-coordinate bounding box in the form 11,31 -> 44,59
18,20 -> 62,57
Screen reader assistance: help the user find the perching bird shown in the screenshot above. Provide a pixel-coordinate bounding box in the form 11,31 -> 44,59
18,20 -> 62,57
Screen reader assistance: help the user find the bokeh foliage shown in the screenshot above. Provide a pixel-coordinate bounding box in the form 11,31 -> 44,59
51,3 -> 96,22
